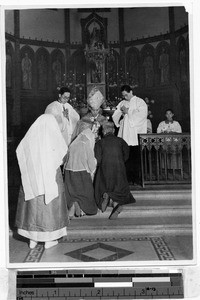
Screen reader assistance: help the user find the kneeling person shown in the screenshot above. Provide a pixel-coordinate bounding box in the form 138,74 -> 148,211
64,119 -> 98,217
94,121 -> 136,219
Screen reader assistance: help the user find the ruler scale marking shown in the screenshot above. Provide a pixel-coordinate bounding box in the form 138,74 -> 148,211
17,270 -> 184,299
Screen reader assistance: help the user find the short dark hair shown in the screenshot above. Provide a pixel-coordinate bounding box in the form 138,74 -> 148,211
165,108 -> 174,114
59,86 -> 71,95
121,85 -> 132,93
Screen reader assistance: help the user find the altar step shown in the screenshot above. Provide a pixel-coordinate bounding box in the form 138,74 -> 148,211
130,184 -> 191,201
67,186 -> 192,240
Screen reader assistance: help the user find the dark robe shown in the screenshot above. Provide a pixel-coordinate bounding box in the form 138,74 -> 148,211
94,133 -> 136,208
64,170 -> 98,215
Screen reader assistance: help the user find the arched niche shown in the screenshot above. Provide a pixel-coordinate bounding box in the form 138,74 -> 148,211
125,47 -> 140,87
6,41 -> 14,89
141,44 -> 155,88
81,12 -> 108,47
67,49 -> 87,105
35,47 -> 50,91
177,36 -> 188,82
155,41 -> 170,86
185,35 -> 189,78
20,45 -> 35,90
6,42 -> 15,137
81,12 -> 108,99
106,48 -> 120,102
106,48 -> 120,85
176,35 -> 190,132
51,49 -> 65,91
67,49 -> 86,84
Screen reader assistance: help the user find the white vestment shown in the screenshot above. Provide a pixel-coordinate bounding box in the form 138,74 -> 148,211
16,114 -> 68,205
112,96 -> 148,146
157,120 -> 182,133
45,101 -> 80,145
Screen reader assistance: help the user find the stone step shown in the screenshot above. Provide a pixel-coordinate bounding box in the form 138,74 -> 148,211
130,199 -> 191,206
131,189 -> 192,201
66,225 -> 192,239
130,184 -> 191,191
67,186 -> 192,239
77,205 -> 192,219
68,214 -> 192,227
67,213 -> 193,239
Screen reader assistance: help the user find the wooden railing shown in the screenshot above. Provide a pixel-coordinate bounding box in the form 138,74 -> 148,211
139,133 -> 191,187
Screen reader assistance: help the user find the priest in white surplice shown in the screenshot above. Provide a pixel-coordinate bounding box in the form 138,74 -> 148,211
112,85 -> 148,185
45,86 -> 80,146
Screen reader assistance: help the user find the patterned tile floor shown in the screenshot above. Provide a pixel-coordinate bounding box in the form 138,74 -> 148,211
9,234 -> 193,264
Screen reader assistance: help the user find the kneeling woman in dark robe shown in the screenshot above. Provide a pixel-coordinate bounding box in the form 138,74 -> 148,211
64,119 -> 98,217
94,121 -> 136,219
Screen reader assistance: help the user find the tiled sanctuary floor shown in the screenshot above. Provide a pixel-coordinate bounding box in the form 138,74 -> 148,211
9,232 -> 193,264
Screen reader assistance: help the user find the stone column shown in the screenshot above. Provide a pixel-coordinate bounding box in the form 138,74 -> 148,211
64,9 -> 70,85
169,7 -> 176,83
118,8 -> 125,96
169,7 -> 182,120
12,10 -> 21,135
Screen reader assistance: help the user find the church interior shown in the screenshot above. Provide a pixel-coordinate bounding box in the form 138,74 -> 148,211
5,6 -> 193,265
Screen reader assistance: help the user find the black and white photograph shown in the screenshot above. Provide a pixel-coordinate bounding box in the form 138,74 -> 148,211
3,3 -> 195,268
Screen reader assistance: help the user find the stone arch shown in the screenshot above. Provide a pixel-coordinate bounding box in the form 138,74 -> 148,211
185,35 -> 189,77
106,48 -> 119,84
35,47 -> 50,91
177,36 -> 188,82
66,48 -> 87,103
126,47 -> 140,87
156,41 -> 170,85
81,12 -> 108,47
141,44 -> 155,88
20,45 -> 35,90
106,48 -> 120,101
51,49 -> 65,91
6,41 -> 14,88
68,49 -> 86,85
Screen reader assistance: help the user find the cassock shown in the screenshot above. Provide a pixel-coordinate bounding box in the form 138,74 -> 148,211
94,133 -> 136,208
112,96 -> 147,146
112,95 -> 147,184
